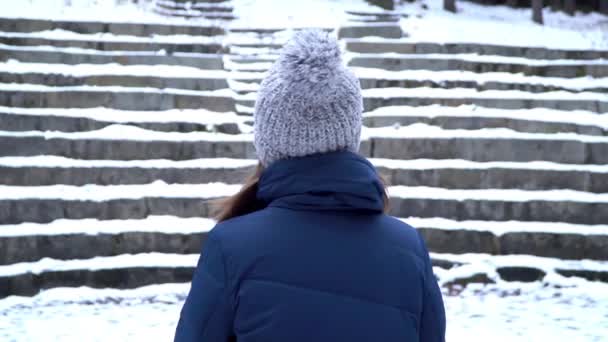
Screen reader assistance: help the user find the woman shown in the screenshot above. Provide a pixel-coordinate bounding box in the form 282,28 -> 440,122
175,29 -> 446,342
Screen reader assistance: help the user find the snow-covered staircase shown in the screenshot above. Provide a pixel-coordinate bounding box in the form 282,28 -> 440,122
1,7 -> 608,298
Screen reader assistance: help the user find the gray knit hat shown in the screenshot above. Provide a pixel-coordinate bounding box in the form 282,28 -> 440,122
253,29 -> 363,166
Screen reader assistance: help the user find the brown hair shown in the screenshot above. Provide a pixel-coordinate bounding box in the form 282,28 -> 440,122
212,163 -> 391,223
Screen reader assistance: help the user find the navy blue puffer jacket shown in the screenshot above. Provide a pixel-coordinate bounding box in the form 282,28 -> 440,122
175,151 -> 446,342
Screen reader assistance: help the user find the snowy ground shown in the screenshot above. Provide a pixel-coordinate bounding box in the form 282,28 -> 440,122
1,279 -> 607,342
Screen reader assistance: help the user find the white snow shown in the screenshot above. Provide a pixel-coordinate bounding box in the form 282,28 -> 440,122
2,280 -> 607,342
388,186 -> 608,203
0,216 -> 217,238
0,124 -> 252,141
0,60 -> 235,78
0,82 -> 235,97
398,0 -> 608,50
370,157 -> 608,173
348,51 -> 608,66
403,217 -> 608,236
0,253 -> 200,277
362,86 -> 608,101
1,215 -> 606,239
353,67 -> 608,92
0,106 -> 247,125
0,42 -> 221,58
364,123 -> 608,143
0,156 -> 257,169
0,181 -> 240,201
0,29 -> 222,44
1,181 -> 606,203
364,105 -> 608,130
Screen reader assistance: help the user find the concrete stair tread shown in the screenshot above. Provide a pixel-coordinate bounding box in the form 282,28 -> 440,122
153,7 -> 236,20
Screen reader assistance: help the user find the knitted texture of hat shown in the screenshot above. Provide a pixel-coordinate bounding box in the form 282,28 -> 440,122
253,29 -> 363,166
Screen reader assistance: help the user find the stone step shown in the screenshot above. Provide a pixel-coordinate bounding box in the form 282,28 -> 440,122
0,182 -> 606,224
0,84 -> 235,111
0,106 -> 246,133
0,157 -> 256,186
152,7 -> 236,20
0,17 -> 225,36
338,24 -> 404,39
345,40 -> 608,60
0,126 -> 257,160
0,216 -> 606,267
363,105 -> 608,136
361,87 -> 608,113
2,124 -> 607,164
348,54 -> 608,78
0,32 -> 224,53
0,44 -> 224,68
365,124 -> 608,164
1,156 -> 606,193
1,251 -> 606,298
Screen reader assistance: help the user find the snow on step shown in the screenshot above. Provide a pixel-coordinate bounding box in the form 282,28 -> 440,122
0,60 -> 235,78
352,67 -> 608,92
1,215 -> 606,238
0,124 -> 252,141
347,52 -> 608,67
364,105 -> 608,131
0,216 -> 216,237
0,82 -> 234,96
0,253 -> 199,277
0,181 -> 240,201
0,156 -> 257,169
361,87 -> 608,102
0,30 -> 222,44
1,181 -> 607,203
403,217 -> 608,236
0,106 -> 248,126
364,123 -> 608,143
1,155 -> 607,174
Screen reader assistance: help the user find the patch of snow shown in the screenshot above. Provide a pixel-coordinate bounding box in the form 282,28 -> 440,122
0,253 -> 200,277
0,43 -> 221,58
398,0 -> 608,50
348,51 -> 608,66
370,157 -> 608,173
0,156 -> 257,169
364,105 -> 608,130
362,86 -> 608,101
0,181 -> 240,201
0,30 -> 222,44
0,124 -> 252,141
403,217 -> 608,236
388,186 -> 608,203
0,216 -> 217,237
364,123 -> 608,143
0,106 -> 246,125
0,82 -> 235,97
353,67 -> 608,92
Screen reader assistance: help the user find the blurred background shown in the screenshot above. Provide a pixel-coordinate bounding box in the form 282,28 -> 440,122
0,0 -> 607,340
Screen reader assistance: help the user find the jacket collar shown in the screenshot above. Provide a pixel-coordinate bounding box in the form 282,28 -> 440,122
256,150 -> 385,212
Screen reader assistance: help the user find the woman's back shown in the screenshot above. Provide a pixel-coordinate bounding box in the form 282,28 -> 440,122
174,29 -> 445,342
